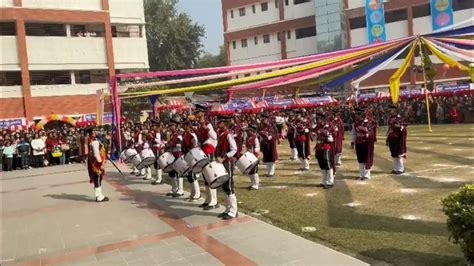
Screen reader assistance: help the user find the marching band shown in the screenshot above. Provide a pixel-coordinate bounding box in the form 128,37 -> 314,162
114,105 -> 408,219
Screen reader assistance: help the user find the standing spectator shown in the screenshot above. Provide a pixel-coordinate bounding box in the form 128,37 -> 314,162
31,133 -> 46,168
3,141 -> 15,171
17,136 -> 31,169
0,139 -> 4,171
436,100 -> 445,124
46,132 -> 60,166
59,132 -> 69,165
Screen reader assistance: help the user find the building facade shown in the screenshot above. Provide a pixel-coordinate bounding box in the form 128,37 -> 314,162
0,0 -> 149,120
223,0 -> 471,88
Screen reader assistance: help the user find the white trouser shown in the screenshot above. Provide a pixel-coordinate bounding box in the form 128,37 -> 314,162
132,166 -> 139,174
205,186 -> 218,206
321,169 -> 334,185
393,156 -> 405,172
300,158 -> 309,170
154,169 -> 163,183
139,168 -> 145,176
291,148 -> 298,159
176,178 -> 184,194
190,180 -> 201,199
250,173 -> 259,189
144,167 -> 152,180
171,178 -> 178,193
266,163 -> 275,175
94,187 -> 105,201
335,153 -> 342,165
359,163 -> 371,179
225,194 -> 238,217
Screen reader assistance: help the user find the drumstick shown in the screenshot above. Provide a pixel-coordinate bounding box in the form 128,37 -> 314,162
106,155 -> 125,176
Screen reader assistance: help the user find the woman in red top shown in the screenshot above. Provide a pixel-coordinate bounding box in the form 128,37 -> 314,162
45,132 -> 59,165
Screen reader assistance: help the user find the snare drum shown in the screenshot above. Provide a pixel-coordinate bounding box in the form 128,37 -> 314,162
120,148 -> 139,164
157,152 -> 176,173
137,148 -> 156,170
172,155 -> 190,176
202,162 -> 229,189
235,152 -> 259,175
184,148 -> 209,173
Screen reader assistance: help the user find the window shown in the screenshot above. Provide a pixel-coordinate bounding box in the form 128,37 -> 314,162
412,4 -> 431,18
232,41 -> 236,49
349,16 -> 366,29
25,23 -> 66,36
277,32 -> 281,41
453,0 -> 472,11
294,0 -> 311,5
241,39 -> 248,47
74,70 -> 108,84
275,0 -> 279,8
0,71 -> 22,86
30,71 -> 71,85
265,70 -> 272,73
287,30 -> 291,39
0,22 -> 16,36
254,36 -> 258,45
252,5 -> 256,13
239,7 -> 246,16
111,24 -> 140,38
261,2 -> 268,11
385,9 -> 407,23
244,73 -> 250,77
263,34 -> 270,43
285,0 -> 289,5
231,10 -> 234,18
295,26 -> 316,39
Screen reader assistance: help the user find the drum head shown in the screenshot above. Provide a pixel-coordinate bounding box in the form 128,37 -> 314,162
191,159 -> 209,173
244,161 -> 259,175
141,157 -> 156,167
210,174 -> 229,189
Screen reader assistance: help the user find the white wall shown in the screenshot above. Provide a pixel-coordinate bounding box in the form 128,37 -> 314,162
0,0 -> 14,7
0,86 -> 23,98
30,83 -> 107,97
227,3 -> 280,32
109,0 -> 145,24
26,37 -> 108,70
350,28 -> 368,47
0,36 -> 21,71
386,21 -> 408,40
285,0 -> 315,20
413,16 -> 432,35
348,0 -> 389,10
229,33 -> 281,65
454,9 -> 473,24
286,35 -> 317,58
22,0 -> 102,11
113,37 -> 149,69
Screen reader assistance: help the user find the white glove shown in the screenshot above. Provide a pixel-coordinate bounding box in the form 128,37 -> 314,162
304,128 -> 309,133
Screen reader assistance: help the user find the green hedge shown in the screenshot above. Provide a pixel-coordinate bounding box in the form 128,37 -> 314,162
442,184 -> 474,263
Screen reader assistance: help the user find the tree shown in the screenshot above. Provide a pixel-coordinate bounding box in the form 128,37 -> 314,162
197,45 -> 226,68
145,0 -> 206,71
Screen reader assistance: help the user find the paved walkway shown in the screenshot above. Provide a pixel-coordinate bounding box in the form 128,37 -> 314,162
1,164 -> 368,266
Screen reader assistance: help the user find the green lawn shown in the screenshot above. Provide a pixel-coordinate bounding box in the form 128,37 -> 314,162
225,124 -> 474,265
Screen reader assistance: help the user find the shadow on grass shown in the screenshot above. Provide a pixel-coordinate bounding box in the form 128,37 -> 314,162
44,193 -> 96,202
359,248 -> 465,266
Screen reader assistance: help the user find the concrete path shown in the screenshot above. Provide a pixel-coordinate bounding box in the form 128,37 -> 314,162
1,164 -> 368,266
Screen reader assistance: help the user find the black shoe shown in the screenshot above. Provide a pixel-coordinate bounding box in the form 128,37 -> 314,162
165,192 -> 174,196
394,171 -> 403,175
199,203 -> 209,208
390,170 -> 397,174
217,212 -> 228,218
96,196 -> 109,202
249,187 -> 258,191
203,204 -> 220,210
151,181 -> 162,185
222,212 -> 238,220
316,183 -> 325,187
172,193 -> 184,198
323,185 -> 334,189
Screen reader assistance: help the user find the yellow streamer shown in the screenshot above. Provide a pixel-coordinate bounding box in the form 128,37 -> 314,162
120,42 -> 397,98
422,37 -> 470,75
389,40 -> 418,104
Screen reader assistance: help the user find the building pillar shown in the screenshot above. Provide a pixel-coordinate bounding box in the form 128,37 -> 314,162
66,24 -> 72,37
70,71 -> 76,85
16,18 -> 33,120
101,0 -> 116,81
407,6 -> 416,86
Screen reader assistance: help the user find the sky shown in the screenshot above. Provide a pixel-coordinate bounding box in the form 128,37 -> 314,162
176,0 -> 223,55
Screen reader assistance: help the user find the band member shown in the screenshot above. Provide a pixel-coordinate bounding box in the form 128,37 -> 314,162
246,125 -> 260,190
195,107 -> 220,210
351,108 -> 376,180
333,109 -> 345,166
386,105 -> 408,175
140,137 -> 155,180
295,112 -> 311,171
259,114 -> 278,177
151,122 -> 165,185
165,117 -> 184,197
314,116 -> 335,189
286,114 -> 298,160
86,127 -> 109,202
231,116 -> 244,159
215,115 -> 238,220
182,121 -> 201,201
